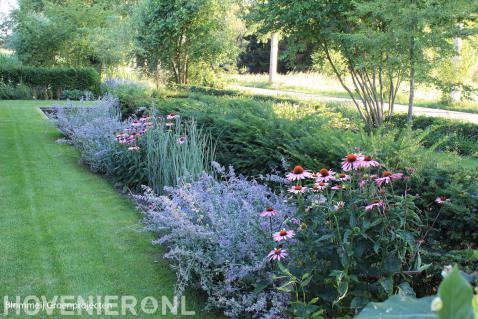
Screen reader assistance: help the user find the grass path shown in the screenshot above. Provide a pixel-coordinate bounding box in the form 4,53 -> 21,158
0,100 -> 212,318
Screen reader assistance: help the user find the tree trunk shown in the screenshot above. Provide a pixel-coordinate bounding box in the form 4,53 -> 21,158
407,24 -> 416,122
450,22 -> 464,102
269,32 -> 279,84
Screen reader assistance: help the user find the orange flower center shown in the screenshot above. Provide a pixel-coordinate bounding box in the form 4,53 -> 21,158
364,156 -> 372,161
274,248 -> 282,255
294,185 -> 302,191
279,230 -> 287,236
339,173 -> 346,178
346,154 -> 357,162
319,182 -> 326,186
266,207 -> 274,212
383,171 -> 392,177
319,168 -> 329,176
293,165 -> 304,174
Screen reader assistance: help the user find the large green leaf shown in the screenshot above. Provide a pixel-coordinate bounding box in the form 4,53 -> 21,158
438,267 -> 475,319
355,295 -> 437,319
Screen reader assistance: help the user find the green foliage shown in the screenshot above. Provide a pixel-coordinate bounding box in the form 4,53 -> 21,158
391,115 -> 478,157
134,0 -> 242,84
9,0 -> 133,70
356,265 -> 478,319
59,89 -> 93,100
273,161 -> 423,317
144,116 -> 214,194
438,267 -> 475,319
0,82 -> 32,99
355,295 -> 437,319
410,167 -> 478,248
0,65 -> 100,99
103,83 -> 154,117
249,0 -> 478,127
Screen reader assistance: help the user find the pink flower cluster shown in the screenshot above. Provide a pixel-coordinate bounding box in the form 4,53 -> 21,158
284,153 -> 407,213
115,113 -> 182,151
115,116 -> 153,147
260,207 -> 296,262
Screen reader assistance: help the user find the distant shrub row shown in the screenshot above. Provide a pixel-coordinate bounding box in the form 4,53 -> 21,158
0,65 -> 100,99
391,114 -> 478,157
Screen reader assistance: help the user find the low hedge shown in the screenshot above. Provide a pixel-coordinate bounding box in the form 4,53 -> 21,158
391,114 -> 478,157
0,65 -> 100,99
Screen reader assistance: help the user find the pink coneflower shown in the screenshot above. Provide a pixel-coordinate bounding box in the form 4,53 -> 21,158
315,168 -> 336,182
365,200 -> 385,211
334,201 -> 345,210
375,171 -> 403,187
167,112 -> 179,120
341,153 -> 362,171
260,207 -> 279,217
288,185 -> 307,194
357,155 -> 381,169
337,173 -> 350,181
312,182 -> 328,192
273,229 -> 295,242
331,185 -> 343,190
435,196 -> 449,204
176,136 -> 187,144
290,218 -> 300,225
267,248 -> 288,261
286,165 -> 312,181
128,146 -> 140,151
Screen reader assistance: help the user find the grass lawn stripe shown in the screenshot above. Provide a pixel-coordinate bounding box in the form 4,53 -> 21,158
0,100 -> 214,318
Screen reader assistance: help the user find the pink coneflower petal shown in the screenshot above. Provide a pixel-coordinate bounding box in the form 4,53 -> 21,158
176,136 -> 187,144
341,153 -> 363,171
315,168 -> 336,182
357,155 -> 381,169
365,200 -> 385,211
267,248 -> 288,261
331,185 -> 343,190
288,185 -> 308,194
337,173 -> 350,181
260,207 -> 279,217
128,146 -> 140,151
273,229 -> 295,242
435,196 -> 449,204
166,112 -> 179,120
334,201 -> 345,210
312,182 -> 328,192
375,171 -> 403,186
286,165 -> 313,181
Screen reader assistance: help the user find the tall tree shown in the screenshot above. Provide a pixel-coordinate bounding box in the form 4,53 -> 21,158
8,0 -> 132,71
249,0 -> 478,127
134,0 -> 243,85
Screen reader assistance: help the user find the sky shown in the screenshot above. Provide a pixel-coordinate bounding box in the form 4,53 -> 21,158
0,0 -> 18,15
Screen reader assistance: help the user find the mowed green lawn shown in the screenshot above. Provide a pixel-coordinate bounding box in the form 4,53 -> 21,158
0,100 -> 213,318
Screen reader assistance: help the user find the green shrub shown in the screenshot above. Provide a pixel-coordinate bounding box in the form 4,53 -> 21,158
59,89 -> 93,100
103,83 -> 156,118
0,65 -> 100,99
0,82 -> 32,99
391,115 -> 478,157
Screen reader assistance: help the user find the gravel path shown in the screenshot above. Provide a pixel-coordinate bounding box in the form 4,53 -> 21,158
231,85 -> 478,124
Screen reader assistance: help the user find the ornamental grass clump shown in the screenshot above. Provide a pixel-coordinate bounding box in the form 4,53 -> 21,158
267,153 -> 431,318
110,111 -> 214,193
134,164 -> 296,318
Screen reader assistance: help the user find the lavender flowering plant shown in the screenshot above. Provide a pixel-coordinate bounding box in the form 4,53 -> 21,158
54,94 -> 125,173
134,163 -> 296,318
